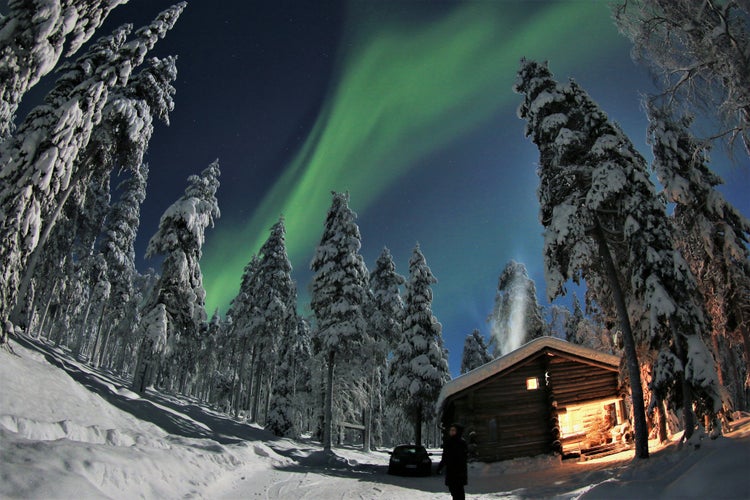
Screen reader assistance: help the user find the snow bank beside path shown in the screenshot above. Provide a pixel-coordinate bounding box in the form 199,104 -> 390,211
0,344 -> 279,499
1,344 -> 156,435
2,339 -> 749,499
582,417 -> 750,499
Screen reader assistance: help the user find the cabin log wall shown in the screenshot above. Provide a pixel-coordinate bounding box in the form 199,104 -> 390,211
443,348 -> 622,463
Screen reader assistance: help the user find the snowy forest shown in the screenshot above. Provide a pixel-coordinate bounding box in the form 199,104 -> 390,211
1,0 -> 749,490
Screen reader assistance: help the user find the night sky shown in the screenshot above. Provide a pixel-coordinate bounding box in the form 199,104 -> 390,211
57,1 -> 750,375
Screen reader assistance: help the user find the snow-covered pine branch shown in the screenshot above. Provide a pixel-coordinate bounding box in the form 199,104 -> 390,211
0,0 -> 128,139
614,0 -> 750,156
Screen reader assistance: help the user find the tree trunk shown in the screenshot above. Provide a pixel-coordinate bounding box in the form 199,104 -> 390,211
323,350 -> 335,451
0,322 -> 9,345
246,348 -> 258,418
52,302 -> 71,346
364,369 -> 376,452
363,406 -> 372,452
656,398 -> 668,443
316,364 -> 326,441
738,324 -> 750,411
22,281 -> 35,333
90,302 -> 108,367
112,336 -> 128,375
262,357 -> 278,425
251,363 -> 264,424
37,280 -> 57,340
592,222 -> 649,459
375,374 -> 384,448
673,333 -> 696,441
96,324 -> 113,369
132,338 -> 153,394
74,296 -> 94,359
9,181 -> 77,327
264,378 -> 273,425
178,359 -> 190,396
234,337 -> 248,418
708,296 -> 727,389
415,404 -> 423,447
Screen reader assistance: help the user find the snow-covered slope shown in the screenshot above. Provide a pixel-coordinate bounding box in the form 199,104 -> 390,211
1,342 -> 277,498
2,337 -> 749,499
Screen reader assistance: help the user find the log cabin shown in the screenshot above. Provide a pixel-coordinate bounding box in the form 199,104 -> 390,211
438,336 -> 629,462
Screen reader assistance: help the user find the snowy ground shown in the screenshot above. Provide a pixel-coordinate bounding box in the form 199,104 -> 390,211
2,336 -> 749,499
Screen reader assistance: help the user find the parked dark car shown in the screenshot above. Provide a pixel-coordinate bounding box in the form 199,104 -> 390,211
388,444 -> 432,476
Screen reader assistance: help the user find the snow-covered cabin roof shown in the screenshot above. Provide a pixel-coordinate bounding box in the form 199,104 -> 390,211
437,336 -> 620,410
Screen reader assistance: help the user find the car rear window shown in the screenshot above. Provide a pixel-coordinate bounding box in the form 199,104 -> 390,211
396,446 -> 425,454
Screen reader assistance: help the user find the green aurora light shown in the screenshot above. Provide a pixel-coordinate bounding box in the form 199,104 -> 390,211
201,2 -> 623,314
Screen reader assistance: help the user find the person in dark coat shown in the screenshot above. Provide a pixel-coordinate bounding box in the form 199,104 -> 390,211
437,423 -> 468,500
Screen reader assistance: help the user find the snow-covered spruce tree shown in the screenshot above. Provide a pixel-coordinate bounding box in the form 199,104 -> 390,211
243,219 -> 297,425
310,192 -> 370,451
50,143 -> 112,359
266,328 -> 297,437
389,244 -> 450,447
226,254 -> 260,418
575,313 -> 614,354
194,308 -> 233,411
10,55 -> 177,330
565,294 -> 585,343
647,102 -> 750,411
252,217 -> 299,436
224,255 -> 259,416
0,24 -> 128,342
60,167 -> 112,359
0,0 -> 127,139
94,53 -> 183,380
291,316 -> 314,435
132,302 -> 167,393
194,308 -> 222,403
561,293 -> 613,352
132,160 -> 220,394
76,251 -> 111,359
91,163 -> 149,367
53,172 -> 110,352
0,3 -> 185,344
487,260 -> 546,357
370,247 -> 406,350
461,329 -> 492,373
515,59 -> 721,455
547,305 -> 570,340
109,267 -> 156,375
25,193 -> 78,341
614,0 -> 750,156
24,56 -> 175,359
368,246 -> 405,449
267,314 -> 313,439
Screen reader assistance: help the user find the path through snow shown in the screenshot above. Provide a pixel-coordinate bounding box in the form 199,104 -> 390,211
2,335 -> 749,499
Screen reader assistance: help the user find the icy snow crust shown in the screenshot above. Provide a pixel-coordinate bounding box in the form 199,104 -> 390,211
2,336 -> 749,499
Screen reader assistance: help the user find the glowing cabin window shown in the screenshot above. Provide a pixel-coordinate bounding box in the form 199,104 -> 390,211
526,377 -> 539,390
559,409 -> 584,435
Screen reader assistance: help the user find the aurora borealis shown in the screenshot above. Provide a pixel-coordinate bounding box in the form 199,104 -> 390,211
200,1 -> 622,308
104,0 -> 748,375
